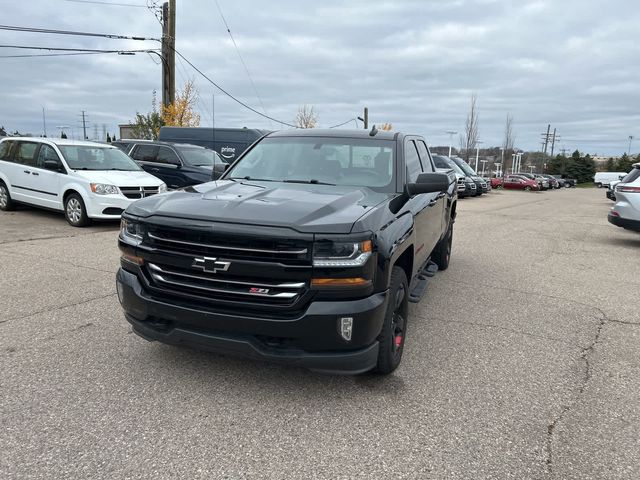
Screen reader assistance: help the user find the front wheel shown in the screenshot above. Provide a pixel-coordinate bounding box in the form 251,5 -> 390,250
375,266 -> 409,375
524,186 -> 532,191
596,183 -> 602,188
0,182 -> 15,211
64,193 -> 91,227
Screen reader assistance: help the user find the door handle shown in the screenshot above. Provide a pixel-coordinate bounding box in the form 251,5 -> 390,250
23,170 -> 31,174
32,172 -> 39,176
149,168 -> 160,172
428,199 -> 438,207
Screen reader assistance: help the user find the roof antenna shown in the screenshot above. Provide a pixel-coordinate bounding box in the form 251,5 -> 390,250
369,124 -> 378,137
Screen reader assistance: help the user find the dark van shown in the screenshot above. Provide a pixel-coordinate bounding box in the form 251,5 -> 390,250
158,127 -> 270,163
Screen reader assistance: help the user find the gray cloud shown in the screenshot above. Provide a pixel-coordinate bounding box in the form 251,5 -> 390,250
1,0 -> 638,155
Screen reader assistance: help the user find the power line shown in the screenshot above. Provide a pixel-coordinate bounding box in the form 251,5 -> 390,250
63,0 -> 148,7
0,44 -> 160,55
0,51 -> 111,58
329,118 -> 357,129
171,47 -> 298,128
212,0 -> 272,128
0,24 -> 159,42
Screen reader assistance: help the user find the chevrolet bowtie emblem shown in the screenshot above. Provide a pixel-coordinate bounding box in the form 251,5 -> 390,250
192,257 -> 231,274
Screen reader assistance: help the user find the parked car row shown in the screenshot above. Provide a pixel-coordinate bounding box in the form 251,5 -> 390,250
608,163 -> 640,232
490,173 -> 576,191
432,155 -> 489,198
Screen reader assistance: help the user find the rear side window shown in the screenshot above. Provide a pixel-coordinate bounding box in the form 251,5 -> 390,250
621,167 -> 640,184
131,144 -> 158,162
0,141 -> 14,161
415,141 -> 434,172
405,140 -> 423,182
15,142 -> 39,167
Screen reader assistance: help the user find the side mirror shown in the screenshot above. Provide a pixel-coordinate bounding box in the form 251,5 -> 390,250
44,159 -> 63,172
407,172 -> 450,195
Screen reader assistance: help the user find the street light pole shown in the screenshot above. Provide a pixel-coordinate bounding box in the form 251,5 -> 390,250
446,130 -> 457,157
475,141 -> 483,171
480,159 -> 488,176
511,153 -> 517,173
629,135 -> 634,155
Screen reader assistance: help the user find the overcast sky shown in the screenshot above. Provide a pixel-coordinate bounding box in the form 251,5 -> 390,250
1,0 -> 638,155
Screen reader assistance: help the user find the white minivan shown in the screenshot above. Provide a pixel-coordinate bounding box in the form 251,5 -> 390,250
594,171 -> 628,188
0,137 -> 167,227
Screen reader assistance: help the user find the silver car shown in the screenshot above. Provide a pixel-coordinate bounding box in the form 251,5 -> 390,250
608,163 -> 640,232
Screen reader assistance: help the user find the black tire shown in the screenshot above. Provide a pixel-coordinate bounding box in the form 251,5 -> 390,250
64,193 -> 90,227
525,186 -> 532,191
375,266 -> 409,375
0,181 -> 15,211
432,221 -> 453,271
596,183 -> 602,188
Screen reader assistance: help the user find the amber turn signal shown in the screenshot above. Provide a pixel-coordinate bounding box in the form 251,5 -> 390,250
311,277 -> 370,287
121,253 -> 144,266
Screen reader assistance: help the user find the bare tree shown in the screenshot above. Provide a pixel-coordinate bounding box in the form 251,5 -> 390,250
459,94 -> 479,162
295,105 -> 318,128
502,113 -> 516,171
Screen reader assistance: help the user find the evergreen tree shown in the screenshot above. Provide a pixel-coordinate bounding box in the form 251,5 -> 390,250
106,133 -> 112,143
605,158 -> 615,171
615,153 -> 634,173
61,131 -> 68,139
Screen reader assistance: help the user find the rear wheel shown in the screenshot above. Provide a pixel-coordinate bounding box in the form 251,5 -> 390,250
432,221 -> 453,271
525,186 -> 532,191
596,183 -> 602,188
375,266 -> 409,375
0,181 -> 14,211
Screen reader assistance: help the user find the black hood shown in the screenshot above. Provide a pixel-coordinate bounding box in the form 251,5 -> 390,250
126,180 -> 392,234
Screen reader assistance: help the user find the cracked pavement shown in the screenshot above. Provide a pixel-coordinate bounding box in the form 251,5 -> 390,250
1,189 -> 639,479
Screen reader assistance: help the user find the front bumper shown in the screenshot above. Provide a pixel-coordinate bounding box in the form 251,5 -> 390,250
116,268 -> 388,374
608,213 -> 640,232
85,194 -> 137,219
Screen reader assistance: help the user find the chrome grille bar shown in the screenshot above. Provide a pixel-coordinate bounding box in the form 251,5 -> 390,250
147,232 -> 308,255
147,263 -> 305,289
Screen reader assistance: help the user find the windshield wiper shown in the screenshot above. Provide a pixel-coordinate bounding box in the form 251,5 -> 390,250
283,179 -> 336,186
229,176 -> 276,182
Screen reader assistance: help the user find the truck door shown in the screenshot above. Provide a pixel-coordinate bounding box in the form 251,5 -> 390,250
404,139 -> 438,271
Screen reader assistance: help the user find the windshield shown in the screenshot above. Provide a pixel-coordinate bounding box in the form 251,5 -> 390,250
452,158 -> 477,176
225,136 -> 396,192
58,145 -> 141,171
177,146 -> 224,166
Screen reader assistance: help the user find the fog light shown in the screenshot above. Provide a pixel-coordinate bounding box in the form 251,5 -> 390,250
339,317 -> 353,341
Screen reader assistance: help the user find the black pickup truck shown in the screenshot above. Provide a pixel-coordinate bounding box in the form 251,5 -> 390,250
117,128 -> 457,374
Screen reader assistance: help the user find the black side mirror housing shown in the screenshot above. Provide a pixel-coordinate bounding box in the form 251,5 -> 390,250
407,172 -> 450,195
44,159 -> 63,172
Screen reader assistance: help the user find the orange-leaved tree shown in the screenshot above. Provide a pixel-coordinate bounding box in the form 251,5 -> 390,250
162,79 -> 201,127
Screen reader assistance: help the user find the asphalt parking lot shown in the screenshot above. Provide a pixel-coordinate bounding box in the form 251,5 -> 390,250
1,189 -> 639,479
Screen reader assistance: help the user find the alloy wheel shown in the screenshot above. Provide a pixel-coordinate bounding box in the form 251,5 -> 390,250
390,283 -> 407,356
0,186 -> 7,208
66,198 -> 82,224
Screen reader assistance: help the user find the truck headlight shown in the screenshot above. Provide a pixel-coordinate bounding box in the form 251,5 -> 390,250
120,218 -> 144,244
90,183 -> 119,195
313,239 -> 372,267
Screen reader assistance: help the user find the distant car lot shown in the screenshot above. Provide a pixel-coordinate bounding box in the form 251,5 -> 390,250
2,188 -> 639,478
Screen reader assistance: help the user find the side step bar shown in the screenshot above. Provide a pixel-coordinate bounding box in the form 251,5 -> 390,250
408,260 -> 438,303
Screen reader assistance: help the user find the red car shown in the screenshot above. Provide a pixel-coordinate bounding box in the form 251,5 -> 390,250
490,177 -> 503,188
502,175 -> 539,191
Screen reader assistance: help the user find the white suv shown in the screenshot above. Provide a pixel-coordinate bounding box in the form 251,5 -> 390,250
0,138 -> 166,227
609,163 -> 640,232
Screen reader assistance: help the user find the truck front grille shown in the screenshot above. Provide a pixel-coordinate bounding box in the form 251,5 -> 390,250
145,262 -> 306,306
145,226 -> 311,265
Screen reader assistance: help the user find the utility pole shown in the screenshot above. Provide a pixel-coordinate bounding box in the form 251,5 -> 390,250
550,128 -> 557,157
363,107 -> 368,129
475,141 -> 483,171
629,135 -> 634,155
161,0 -> 176,107
80,110 -> 88,140
42,107 -> 47,137
542,124 -> 551,155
